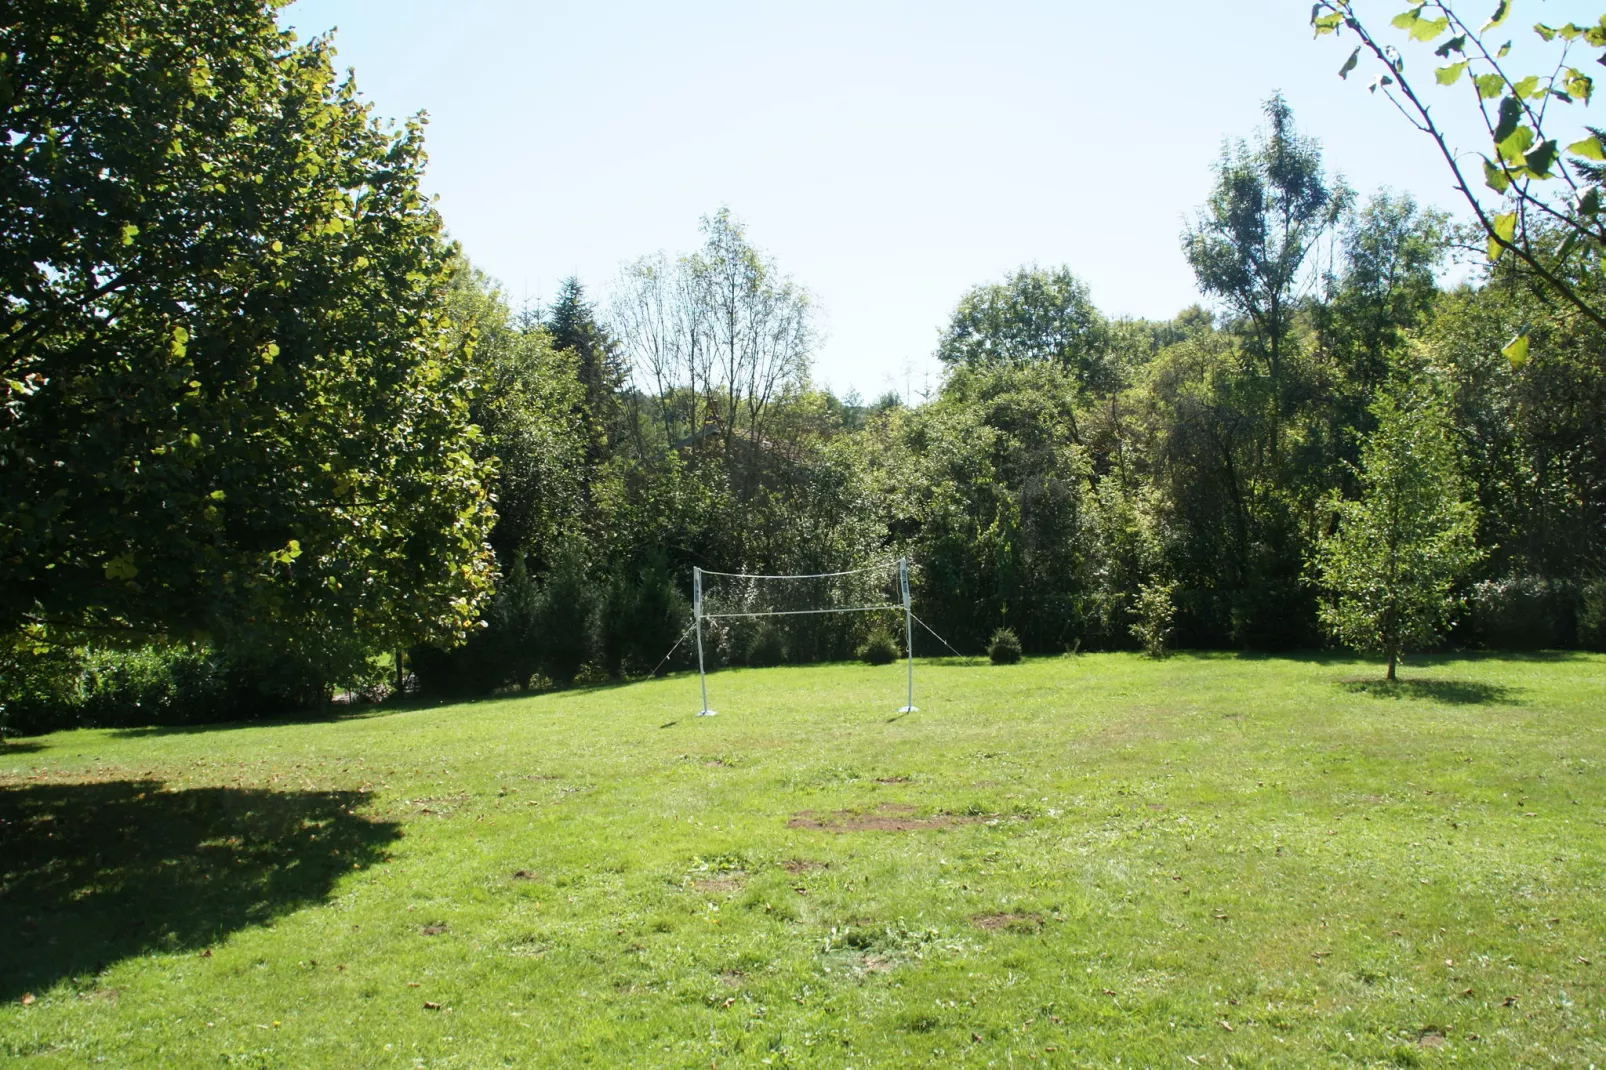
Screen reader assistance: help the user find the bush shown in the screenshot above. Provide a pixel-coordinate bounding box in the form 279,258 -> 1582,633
1130,580 -> 1178,659
535,543 -> 599,687
1468,575 -> 1574,650
745,623 -> 788,668
987,627 -> 1022,665
1581,578 -> 1606,652
856,627 -> 899,665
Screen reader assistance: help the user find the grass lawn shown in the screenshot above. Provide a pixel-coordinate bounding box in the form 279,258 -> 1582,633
2,652 -> 1604,1067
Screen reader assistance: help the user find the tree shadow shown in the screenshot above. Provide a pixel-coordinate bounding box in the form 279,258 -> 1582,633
1339,678 -> 1525,706
0,741 -> 44,754
0,779 -> 399,1001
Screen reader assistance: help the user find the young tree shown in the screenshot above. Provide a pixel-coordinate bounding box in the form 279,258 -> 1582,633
544,277 -> 627,461
0,0 -> 496,677
1313,380 -> 1482,680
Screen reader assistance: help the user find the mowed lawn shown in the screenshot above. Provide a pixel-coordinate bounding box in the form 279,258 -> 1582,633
2,653 -> 1604,1068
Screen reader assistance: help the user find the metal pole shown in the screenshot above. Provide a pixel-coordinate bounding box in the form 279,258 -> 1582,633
898,557 -> 917,713
694,567 -> 715,716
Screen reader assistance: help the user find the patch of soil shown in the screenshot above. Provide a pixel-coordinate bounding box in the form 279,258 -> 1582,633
780,859 -> 828,873
1417,1028 -> 1446,1049
419,923 -> 449,936
971,912 -> 1043,933
1146,803 -> 1166,810
875,776 -> 911,784
861,955 -> 893,972
703,759 -> 729,768
512,869 -> 542,881
693,878 -> 743,893
789,802 -> 1006,833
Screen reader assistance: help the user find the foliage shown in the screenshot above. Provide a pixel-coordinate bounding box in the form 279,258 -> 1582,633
1129,580 -> 1178,659
0,0 -> 496,679
987,626 -> 1023,664
1313,380 -> 1483,679
935,266 -> 1113,392
856,626 -> 900,665
743,622 -> 787,668
1581,577 -> 1606,650
1313,1 -> 1606,338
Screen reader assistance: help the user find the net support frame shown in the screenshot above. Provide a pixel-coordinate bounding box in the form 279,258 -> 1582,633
689,558 -> 917,716
898,556 -> 917,713
693,566 -> 714,716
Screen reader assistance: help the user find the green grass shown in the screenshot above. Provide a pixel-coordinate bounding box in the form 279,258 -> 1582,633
3,652 -> 1605,1067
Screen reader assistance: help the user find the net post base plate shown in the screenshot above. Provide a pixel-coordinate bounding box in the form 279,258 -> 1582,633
696,709 -> 717,717
896,705 -> 918,714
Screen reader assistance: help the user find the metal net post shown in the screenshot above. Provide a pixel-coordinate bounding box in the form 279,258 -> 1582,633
898,557 -> 917,713
694,567 -> 715,716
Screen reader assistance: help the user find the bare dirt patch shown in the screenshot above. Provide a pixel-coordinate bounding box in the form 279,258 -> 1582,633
511,869 -> 542,881
780,859 -> 828,873
875,776 -> 911,784
692,878 -> 743,893
788,802 -> 992,832
971,912 -> 1043,933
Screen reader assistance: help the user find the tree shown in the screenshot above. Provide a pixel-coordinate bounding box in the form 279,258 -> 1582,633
1313,379 -> 1482,680
544,276 -> 627,462
0,0 -> 497,682
612,209 -> 813,453
935,266 -> 1111,395
1185,94 -> 1346,451
1312,3 -> 1606,343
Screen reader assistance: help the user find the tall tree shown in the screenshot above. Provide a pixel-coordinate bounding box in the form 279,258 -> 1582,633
1313,379 -> 1482,680
613,208 -> 813,454
544,276 -> 626,462
0,0 -> 495,677
935,266 -> 1111,396
1185,94 -> 1345,454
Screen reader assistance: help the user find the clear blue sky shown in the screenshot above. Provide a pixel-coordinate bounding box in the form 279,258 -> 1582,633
279,1 -> 1593,399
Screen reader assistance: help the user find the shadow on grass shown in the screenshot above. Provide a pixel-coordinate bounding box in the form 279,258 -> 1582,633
1339,678 -> 1525,706
0,779 -> 399,1001
0,741 -> 44,755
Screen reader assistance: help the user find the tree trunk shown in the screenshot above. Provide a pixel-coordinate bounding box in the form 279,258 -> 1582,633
1386,648 -> 1397,682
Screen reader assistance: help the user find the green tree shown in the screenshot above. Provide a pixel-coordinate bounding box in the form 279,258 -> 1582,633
935,266 -> 1111,395
0,0 -> 496,682
1312,3 -> 1606,341
544,276 -> 627,463
1185,94 -> 1346,452
1313,380 -> 1482,680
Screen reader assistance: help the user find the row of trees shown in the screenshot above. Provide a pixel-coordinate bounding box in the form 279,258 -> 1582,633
4,1 -> 1604,731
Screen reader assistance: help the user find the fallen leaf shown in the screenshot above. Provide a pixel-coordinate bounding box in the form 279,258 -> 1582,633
1227,998 -> 1239,1005
200,948 -> 213,958
1102,988 -> 1117,996
971,1033 -> 983,1043
1463,988 -> 1475,996
1220,1020 -> 1234,1032
1579,956 -> 1592,966
1502,996 -> 1517,1007
1214,912 -> 1229,920
720,997 -> 735,1009
20,994 -> 35,1006
423,1001 -> 442,1010
407,982 -> 420,988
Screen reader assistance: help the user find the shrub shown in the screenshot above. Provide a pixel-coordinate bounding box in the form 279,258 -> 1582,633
987,627 -> 1022,665
1581,578 -> 1606,652
1468,575 -> 1573,650
856,627 -> 899,665
1130,580 -> 1178,659
745,623 -> 787,668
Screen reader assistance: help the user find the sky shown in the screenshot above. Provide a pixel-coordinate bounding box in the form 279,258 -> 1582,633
279,0 -> 1597,400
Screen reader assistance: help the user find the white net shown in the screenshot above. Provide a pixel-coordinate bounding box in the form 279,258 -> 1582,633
696,560 -> 905,667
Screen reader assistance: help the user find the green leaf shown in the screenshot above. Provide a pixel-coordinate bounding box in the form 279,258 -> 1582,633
1493,95 -> 1523,143
1498,40 -> 1512,58
1475,73 -> 1505,99
1313,10 -> 1344,35
1502,332 -> 1529,368
1565,68 -> 1594,102
1535,23 -> 1558,42
104,554 -> 139,581
120,223 -> 139,246
1512,74 -> 1542,99
1487,210 -> 1518,260
1410,15 -> 1451,41
1392,6 -> 1427,32
1340,47 -> 1360,78
1369,73 -> 1396,93
1498,124 -> 1535,164
1578,186 -> 1602,215
1436,60 -> 1469,85
1483,157 -> 1511,192
1435,34 -> 1468,56
1483,0 -> 1510,32
1567,134 -> 1606,160
1524,138 -> 1559,176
